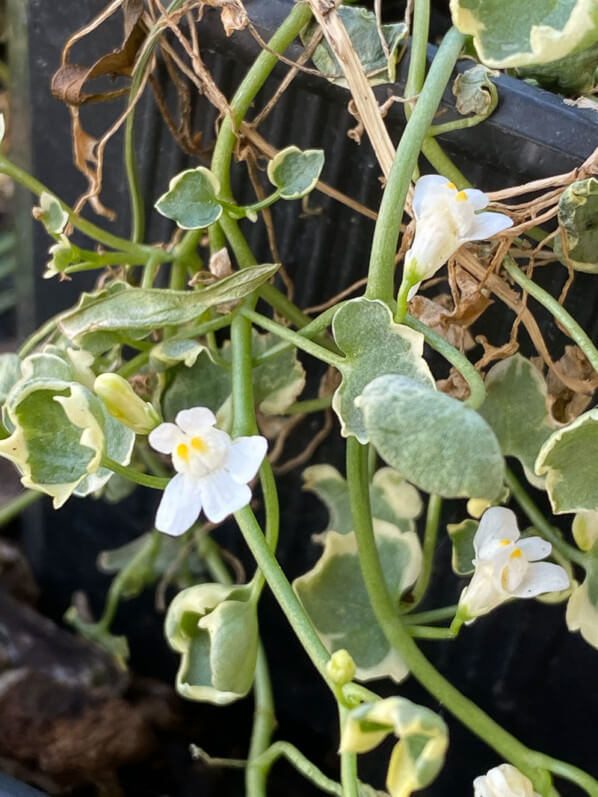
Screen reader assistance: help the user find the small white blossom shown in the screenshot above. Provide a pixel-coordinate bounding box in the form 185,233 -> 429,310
473,764 -> 540,797
148,407 -> 267,536
404,175 -> 513,298
458,507 -> 569,622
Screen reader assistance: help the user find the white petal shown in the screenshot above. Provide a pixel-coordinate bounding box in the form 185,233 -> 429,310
463,189 -> 488,211
407,280 -> 422,301
474,507 -> 520,559
148,422 -> 183,454
511,562 -> 570,599
412,175 -> 453,219
176,407 -> 216,435
155,472 -> 202,536
464,211 -> 513,242
227,435 -> 268,483
199,469 -> 252,523
518,536 -> 551,562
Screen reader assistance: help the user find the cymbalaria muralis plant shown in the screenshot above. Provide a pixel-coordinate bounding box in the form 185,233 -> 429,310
2,0 -> 598,794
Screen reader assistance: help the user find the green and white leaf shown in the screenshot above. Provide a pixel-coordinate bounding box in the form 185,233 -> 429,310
0,352 -> 21,404
450,0 -> 598,68
161,349 -> 232,426
555,178 -> 598,273
58,265 -> 279,344
536,409 -> 598,513
267,146 -> 324,200
303,463 -> 422,539
447,518 -> 478,575
341,697 -> 448,797
37,191 -> 69,235
516,41 -> 598,96
479,355 -> 556,488
452,64 -> 498,115
303,6 -> 407,86
155,167 -> 223,230
150,339 -> 207,370
358,374 -> 505,500
566,551 -> 598,649
165,582 -> 258,705
242,332 -> 306,415
572,511 -> 598,551
332,298 -> 434,443
294,521 -> 422,682
74,402 -> 135,497
44,235 -> 85,279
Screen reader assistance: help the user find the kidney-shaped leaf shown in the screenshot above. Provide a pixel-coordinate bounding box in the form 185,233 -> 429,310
267,146 -> 325,200
332,298 -> 434,444
450,0 -> 598,68
358,374 -> 505,500
555,178 -> 598,274
155,167 -> 223,229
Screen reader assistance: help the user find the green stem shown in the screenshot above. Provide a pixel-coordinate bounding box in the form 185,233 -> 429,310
18,311 -> 63,357
0,489 -> 42,526
0,155 -> 155,258
285,396 -> 332,415
246,644 -> 277,797
403,313 -> 486,408
252,742 -> 342,796
101,456 -> 169,490
395,278 -> 412,324
241,308 -> 345,369
503,256 -> 598,376
346,437 -> 596,796
428,78 -> 497,137
408,625 -> 455,639
505,467 -> 586,567
403,605 -> 458,624
366,27 -> 465,302
405,494 -> 442,611
340,725 -> 359,797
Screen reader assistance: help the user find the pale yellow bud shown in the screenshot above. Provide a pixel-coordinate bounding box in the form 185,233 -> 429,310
326,649 -> 356,686
94,373 -> 160,435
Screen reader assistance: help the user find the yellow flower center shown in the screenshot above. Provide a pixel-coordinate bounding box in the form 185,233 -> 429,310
456,190 -> 468,201
191,436 -> 208,453
499,539 -> 511,546
176,442 -> 189,461
445,181 -> 456,190
510,548 -> 522,559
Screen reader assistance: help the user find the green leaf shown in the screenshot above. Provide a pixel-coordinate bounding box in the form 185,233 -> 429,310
452,64 -> 498,115
447,518 -> 478,575
155,167 -> 223,230
58,264 -> 279,344
555,178 -> 598,273
303,463 -> 422,538
74,402 -> 135,497
341,697 -> 448,797
516,41 -> 598,96
44,235 -> 85,279
242,332 -> 305,414
566,551 -> 598,648
150,339 -> 207,370
0,353 -> 20,405
572,511 -> 598,551
36,191 -> 69,235
303,6 -> 407,86
451,0 -> 598,68
267,146 -> 325,200
294,521 -> 422,682
332,298 -> 434,444
478,355 -> 556,488
358,374 -> 505,500
165,582 -> 258,704
536,408 -> 598,513
161,350 -> 232,426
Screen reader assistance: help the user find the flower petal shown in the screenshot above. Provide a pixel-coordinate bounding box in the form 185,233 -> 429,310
176,407 -> 217,435
511,561 -> 570,599
199,469 -> 251,523
155,472 -> 202,536
227,435 -> 268,483
412,175 -> 453,219
464,211 -> 513,242
463,189 -> 488,211
149,422 -> 183,454
518,536 -> 552,562
474,507 -> 519,559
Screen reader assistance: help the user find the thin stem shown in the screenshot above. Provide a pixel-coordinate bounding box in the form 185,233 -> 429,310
404,313 -> 486,409
340,733 -> 359,797
403,605 -> 459,624
285,396 -> 332,415
241,308 -> 345,369
408,625 -> 455,639
405,494 -> 442,611
366,27 -> 465,302
345,437 -> 596,796
420,137 -> 471,188
505,467 -> 586,567
18,311 -> 63,357
0,490 -> 42,526
503,256 -> 598,376
246,644 -> 277,797
101,456 -> 169,490
252,742 -> 342,796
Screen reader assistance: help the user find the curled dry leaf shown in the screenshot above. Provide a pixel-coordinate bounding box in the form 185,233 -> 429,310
209,247 -> 234,279
201,0 -> 249,36
409,295 -> 475,351
537,346 -> 597,423
437,367 -> 471,401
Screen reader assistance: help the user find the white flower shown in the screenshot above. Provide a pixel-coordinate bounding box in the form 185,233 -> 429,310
474,764 -> 540,797
148,407 -> 267,535
404,175 -> 513,297
458,507 -> 569,621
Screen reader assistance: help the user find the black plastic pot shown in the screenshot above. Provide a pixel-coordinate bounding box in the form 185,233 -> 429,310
5,2 -> 598,795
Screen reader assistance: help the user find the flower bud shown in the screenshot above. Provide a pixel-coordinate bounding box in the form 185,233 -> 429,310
326,649 -> 356,686
94,373 -> 160,434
